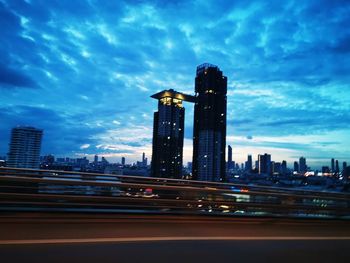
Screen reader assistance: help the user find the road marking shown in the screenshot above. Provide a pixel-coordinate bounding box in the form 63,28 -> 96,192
1,236 -> 350,245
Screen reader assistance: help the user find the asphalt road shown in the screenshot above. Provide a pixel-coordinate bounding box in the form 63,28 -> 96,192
0,213 -> 349,263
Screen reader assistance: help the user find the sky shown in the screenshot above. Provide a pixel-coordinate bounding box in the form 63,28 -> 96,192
0,0 -> 350,169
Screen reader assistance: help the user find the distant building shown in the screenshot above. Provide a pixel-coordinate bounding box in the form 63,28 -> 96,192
227,145 -> 233,170
344,166 -> 350,181
343,162 -> 347,172
281,160 -> 287,175
187,162 -> 192,171
151,89 -> 195,179
7,126 -> 43,169
294,161 -> 299,173
299,157 -> 307,173
335,160 -> 339,174
246,155 -> 253,172
273,162 -> 281,174
121,157 -> 126,166
192,63 -> 227,182
258,153 -> 271,174
94,155 -> 98,164
331,158 -> 335,172
322,166 -> 330,174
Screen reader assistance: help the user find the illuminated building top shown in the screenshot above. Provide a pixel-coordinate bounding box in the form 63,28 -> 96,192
151,89 -> 196,103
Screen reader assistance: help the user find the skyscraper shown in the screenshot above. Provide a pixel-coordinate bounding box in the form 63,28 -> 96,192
281,160 -> 287,175
299,157 -> 307,173
121,157 -> 126,166
227,145 -> 233,170
7,126 -> 43,169
246,154 -> 253,172
331,158 -> 335,172
192,63 -> 227,182
335,160 -> 339,174
151,89 -> 195,179
294,161 -> 299,172
258,153 -> 271,174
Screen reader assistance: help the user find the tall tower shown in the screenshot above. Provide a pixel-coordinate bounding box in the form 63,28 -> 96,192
246,154 -> 253,172
299,157 -> 307,173
258,153 -> 271,174
227,145 -> 233,170
192,63 -> 227,182
331,158 -> 335,172
7,126 -> 43,169
151,89 -> 195,179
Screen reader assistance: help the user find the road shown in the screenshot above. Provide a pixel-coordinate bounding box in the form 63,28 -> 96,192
0,213 -> 349,262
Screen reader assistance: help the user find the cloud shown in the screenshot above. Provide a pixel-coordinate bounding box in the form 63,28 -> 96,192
0,0 -> 349,167
0,64 -> 37,88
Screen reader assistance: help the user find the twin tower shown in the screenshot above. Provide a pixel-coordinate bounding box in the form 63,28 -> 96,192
151,63 -> 227,182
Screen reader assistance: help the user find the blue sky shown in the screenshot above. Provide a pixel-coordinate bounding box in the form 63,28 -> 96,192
0,0 -> 349,169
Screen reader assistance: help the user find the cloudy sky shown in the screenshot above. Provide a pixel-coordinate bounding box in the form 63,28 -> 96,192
0,0 -> 349,169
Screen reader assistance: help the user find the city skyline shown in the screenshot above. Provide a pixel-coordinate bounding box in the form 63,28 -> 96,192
1,0 -> 350,169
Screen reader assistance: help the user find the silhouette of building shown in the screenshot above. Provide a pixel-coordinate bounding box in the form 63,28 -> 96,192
331,158 -> 335,172
227,145 -> 233,170
258,153 -> 271,174
299,157 -> 307,173
121,157 -> 126,166
246,154 -> 253,172
151,89 -> 195,178
335,160 -> 339,174
192,63 -> 227,182
294,161 -> 299,172
7,126 -> 43,169
343,162 -> 347,172
281,160 -> 287,175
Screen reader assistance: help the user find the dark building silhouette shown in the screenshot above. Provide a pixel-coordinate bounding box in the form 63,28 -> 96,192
246,154 -> 253,172
192,63 -> 227,182
344,166 -> 350,181
322,166 -> 330,174
227,145 -> 233,170
258,153 -> 271,174
281,160 -> 287,175
335,160 -> 339,174
151,89 -> 195,179
7,126 -> 43,169
343,162 -> 347,172
299,157 -> 307,173
331,158 -> 335,172
121,157 -> 125,166
294,161 -> 299,172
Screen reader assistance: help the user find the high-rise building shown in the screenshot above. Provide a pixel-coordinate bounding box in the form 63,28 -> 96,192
281,160 -> 287,175
94,155 -> 98,164
227,145 -> 233,170
335,160 -> 339,173
121,157 -> 126,166
331,158 -> 335,172
258,153 -> 271,174
142,152 -> 148,167
299,157 -> 307,173
343,162 -> 347,172
192,63 -> 227,182
246,155 -> 253,172
294,161 -> 299,172
7,126 -> 43,169
151,89 -> 195,178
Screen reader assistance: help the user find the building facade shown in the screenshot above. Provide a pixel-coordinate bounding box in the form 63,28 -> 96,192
227,145 -> 233,171
192,63 -> 227,182
7,126 -> 43,169
151,89 -> 195,178
258,153 -> 271,174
